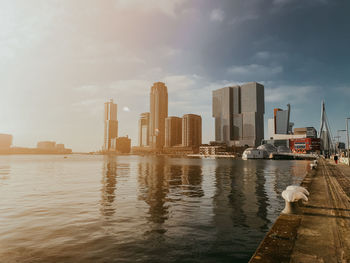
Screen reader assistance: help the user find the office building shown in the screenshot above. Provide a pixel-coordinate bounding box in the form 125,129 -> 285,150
0,134 -> 12,150
268,104 -> 294,138
104,99 -> 118,151
114,136 -> 131,153
37,141 -> 56,149
212,82 -> 264,147
165,116 -> 182,147
274,104 -> 291,134
149,82 -> 168,149
139,112 -> 150,147
182,114 -> 202,147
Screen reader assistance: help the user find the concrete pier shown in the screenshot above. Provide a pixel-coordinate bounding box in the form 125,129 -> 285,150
249,159 -> 350,262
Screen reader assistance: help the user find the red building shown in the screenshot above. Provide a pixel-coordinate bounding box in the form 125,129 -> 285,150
289,138 -> 321,154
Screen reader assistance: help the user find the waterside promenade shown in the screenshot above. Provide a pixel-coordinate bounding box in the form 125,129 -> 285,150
250,159 -> 350,262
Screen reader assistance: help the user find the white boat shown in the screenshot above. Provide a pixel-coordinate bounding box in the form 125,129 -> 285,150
242,148 -> 266,160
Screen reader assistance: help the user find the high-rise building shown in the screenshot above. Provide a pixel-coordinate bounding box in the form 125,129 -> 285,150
139,112 -> 150,147
212,82 -> 264,147
149,82 -> 168,149
165,116 -> 182,147
182,114 -> 202,147
268,104 -> 293,138
274,104 -> 291,134
0,134 -> 12,150
104,99 -> 118,151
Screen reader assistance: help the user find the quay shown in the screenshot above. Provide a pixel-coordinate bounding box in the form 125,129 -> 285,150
270,153 -> 317,160
249,158 -> 350,262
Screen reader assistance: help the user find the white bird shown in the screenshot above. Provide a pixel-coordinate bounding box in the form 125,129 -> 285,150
286,185 -> 310,196
282,189 -> 308,203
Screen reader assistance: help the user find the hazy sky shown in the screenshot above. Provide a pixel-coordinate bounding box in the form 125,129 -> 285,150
1,0 -> 349,152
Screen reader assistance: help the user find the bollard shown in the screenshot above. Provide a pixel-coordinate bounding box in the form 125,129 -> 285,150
310,163 -> 317,169
281,188 -> 308,214
286,185 -> 310,196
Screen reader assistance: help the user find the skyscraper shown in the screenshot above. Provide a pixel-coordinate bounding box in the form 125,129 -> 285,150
268,104 -> 293,138
104,99 -> 118,151
139,112 -> 150,147
149,82 -> 168,149
212,82 -> 264,147
165,116 -> 182,147
182,114 -> 202,147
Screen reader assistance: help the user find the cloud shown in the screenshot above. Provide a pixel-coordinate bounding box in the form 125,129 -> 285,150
114,0 -> 186,17
254,51 -> 271,60
228,13 -> 259,25
336,86 -> 350,97
265,85 -> 317,103
123,106 -> 130,112
227,64 -> 283,80
210,8 -> 225,22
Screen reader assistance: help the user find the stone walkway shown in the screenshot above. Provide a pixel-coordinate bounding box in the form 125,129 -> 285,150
250,159 -> 350,263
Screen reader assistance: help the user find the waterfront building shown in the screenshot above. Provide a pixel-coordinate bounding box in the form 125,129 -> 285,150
37,141 -> 56,149
165,116 -> 182,147
268,104 -> 294,138
56,144 -> 65,150
182,114 -> 202,147
199,142 -> 228,155
149,82 -> 168,149
104,99 -> 118,151
0,134 -> 12,150
114,136 -> 131,153
294,127 -> 317,138
212,82 -> 264,147
138,112 -> 150,147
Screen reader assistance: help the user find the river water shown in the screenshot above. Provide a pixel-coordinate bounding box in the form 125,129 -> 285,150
0,155 -> 310,262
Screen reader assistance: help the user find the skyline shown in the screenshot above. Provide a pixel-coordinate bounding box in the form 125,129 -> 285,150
1,0 -> 349,152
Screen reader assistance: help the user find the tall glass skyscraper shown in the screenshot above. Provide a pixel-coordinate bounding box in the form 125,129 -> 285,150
103,99 -> 118,151
139,112 -> 150,147
149,82 -> 168,149
182,114 -> 202,147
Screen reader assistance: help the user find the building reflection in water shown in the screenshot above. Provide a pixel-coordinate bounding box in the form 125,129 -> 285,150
213,161 -> 270,240
137,157 -> 204,225
0,165 -> 11,185
100,156 -> 118,218
181,165 -> 204,198
138,157 -> 170,224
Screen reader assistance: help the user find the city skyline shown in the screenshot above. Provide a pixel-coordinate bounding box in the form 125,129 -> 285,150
0,1 -> 349,152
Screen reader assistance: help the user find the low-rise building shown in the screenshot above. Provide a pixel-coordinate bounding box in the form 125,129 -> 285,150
37,141 -> 56,150
0,134 -> 12,150
114,136 -> 131,154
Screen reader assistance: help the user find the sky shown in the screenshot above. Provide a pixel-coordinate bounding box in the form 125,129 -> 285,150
0,0 -> 349,152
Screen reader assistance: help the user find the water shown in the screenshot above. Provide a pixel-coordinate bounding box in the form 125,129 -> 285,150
0,155 -> 310,262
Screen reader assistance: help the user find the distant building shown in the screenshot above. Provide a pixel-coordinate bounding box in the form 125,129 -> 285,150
37,141 -> 56,149
114,136 -> 131,153
199,142 -> 228,155
182,114 -> 202,147
138,112 -> 150,147
104,99 -> 118,151
212,82 -> 264,147
149,82 -> 168,149
268,104 -> 293,138
275,104 -> 292,134
56,144 -> 65,150
294,127 -> 317,138
0,134 -> 12,150
165,116 -> 182,147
